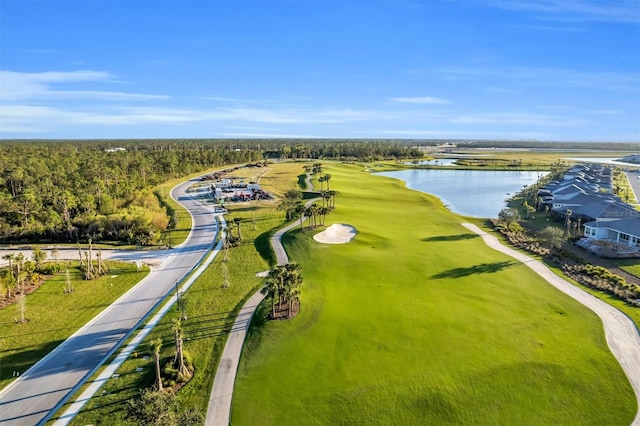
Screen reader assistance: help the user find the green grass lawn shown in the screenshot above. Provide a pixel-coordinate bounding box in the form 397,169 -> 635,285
0,262 -> 149,390
612,259 -> 640,279
233,162 -> 637,425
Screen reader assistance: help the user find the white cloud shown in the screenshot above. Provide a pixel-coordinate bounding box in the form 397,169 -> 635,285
0,104 -> 394,135
391,96 -> 451,105
483,0 -> 640,23
203,96 -> 258,103
362,129 -> 552,139
219,132 -> 322,138
449,111 -> 589,127
0,70 -> 169,101
439,66 -> 639,92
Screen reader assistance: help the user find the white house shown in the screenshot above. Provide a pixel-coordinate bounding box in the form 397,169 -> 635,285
583,216 -> 640,247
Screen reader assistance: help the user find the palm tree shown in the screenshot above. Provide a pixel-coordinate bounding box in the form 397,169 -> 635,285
2,254 -> 15,298
324,174 -> 331,191
327,190 -> 338,209
576,217 -> 582,237
284,284 -> 300,317
31,247 -> 46,271
233,217 -> 243,241
261,275 -> 280,318
2,254 -> 13,275
322,191 -> 331,209
304,206 -> 314,230
172,319 -> 189,379
1,271 -> 16,299
319,206 -> 330,226
150,338 -> 163,391
295,202 -> 306,230
318,175 -> 326,193
282,263 -> 303,317
565,209 -> 572,237
13,254 -> 27,323
307,204 -> 319,228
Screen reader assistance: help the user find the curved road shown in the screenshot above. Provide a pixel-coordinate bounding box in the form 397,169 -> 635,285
206,175 -> 317,426
462,223 -> 640,425
0,180 -> 219,425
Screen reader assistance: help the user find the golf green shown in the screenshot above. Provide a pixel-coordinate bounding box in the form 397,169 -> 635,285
233,163 -> 636,425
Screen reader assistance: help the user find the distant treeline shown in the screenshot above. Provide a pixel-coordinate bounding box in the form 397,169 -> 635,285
0,139 -> 421,244
422,139 -> 639,151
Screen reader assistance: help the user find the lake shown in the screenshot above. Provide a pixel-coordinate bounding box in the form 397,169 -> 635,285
404,158 -> 458,166
377,169 -> 546,218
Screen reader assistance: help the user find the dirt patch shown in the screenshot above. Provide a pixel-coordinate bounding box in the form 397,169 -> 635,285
0,279 -> 47,311
270,301 -> 300,320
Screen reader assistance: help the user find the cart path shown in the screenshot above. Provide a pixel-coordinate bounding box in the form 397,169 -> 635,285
206,179 -> 317,426
462,223 -> 640,425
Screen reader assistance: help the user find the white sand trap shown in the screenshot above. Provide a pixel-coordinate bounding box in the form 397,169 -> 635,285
256,270 -> 270,277
313,223 -> 357,244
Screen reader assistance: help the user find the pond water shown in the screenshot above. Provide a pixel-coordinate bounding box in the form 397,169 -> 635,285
377,169 -> 546,218
404,158 -> 458,166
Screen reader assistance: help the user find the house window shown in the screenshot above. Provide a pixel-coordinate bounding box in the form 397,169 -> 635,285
620,234 -> 629,241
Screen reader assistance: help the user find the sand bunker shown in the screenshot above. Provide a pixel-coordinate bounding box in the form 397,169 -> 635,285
313,223 -> 357,244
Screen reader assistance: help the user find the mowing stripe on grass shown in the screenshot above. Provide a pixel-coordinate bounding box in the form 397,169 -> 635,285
462,222 -> 640,425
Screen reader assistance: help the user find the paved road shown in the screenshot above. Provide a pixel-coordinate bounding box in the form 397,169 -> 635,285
626,170 -> 640,204
0,248 -> 169,268
206,175 -> 317,426
462,223 -> 640,425
0,180 -> 219,425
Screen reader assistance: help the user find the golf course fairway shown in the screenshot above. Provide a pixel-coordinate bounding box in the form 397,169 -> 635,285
232,163 -> 637,425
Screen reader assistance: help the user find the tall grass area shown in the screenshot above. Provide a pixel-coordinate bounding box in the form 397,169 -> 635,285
0,262 -> 148,390
233,163 -> 637,425
64,205 -> 287,425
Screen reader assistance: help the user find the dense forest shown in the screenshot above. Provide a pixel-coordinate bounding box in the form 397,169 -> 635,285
0,139 -> 421,244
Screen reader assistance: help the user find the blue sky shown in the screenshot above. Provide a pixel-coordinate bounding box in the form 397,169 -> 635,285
1,0 -> 638,141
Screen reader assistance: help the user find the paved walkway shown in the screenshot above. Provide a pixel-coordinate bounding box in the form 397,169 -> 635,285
206,175 -> 317,426
462,223 -> 640,425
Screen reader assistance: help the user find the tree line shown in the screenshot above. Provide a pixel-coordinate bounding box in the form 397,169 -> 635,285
0,139 -> 423,244
0,140 -> 263,244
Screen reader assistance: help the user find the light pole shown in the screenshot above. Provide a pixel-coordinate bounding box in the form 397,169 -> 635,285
175,279 -> 180,310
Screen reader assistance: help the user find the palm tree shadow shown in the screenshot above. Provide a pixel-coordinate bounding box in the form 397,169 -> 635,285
431,261 -> 517,279
423,234 -> 479,242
